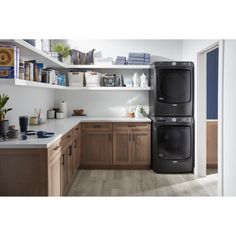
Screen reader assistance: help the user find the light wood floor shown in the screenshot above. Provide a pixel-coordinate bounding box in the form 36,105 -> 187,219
67,169 -> 218,196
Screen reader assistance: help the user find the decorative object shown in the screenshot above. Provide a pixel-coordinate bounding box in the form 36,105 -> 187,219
73,109 -> 84,116
68,72 -> 84,87
128,111 -> 135,118
0,94 -> 12,140
135,105 -> 142,118
59,101 -> 67,117
29,116 -> 38,125
52,43 -> 71,64
71,49 -> 95,65
56,112 -> 64,119
47,109 -> 55,119
140,73 -> 148,87
35,108 -> 43,124
85,71 -> 101,87
132,72 -> 140,87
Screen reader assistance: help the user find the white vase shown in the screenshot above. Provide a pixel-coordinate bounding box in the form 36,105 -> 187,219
62,55 -> 71,65
140,73 -> 148,87
133,73 -> 140,87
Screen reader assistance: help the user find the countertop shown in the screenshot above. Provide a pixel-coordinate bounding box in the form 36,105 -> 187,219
0,116 -> 151,149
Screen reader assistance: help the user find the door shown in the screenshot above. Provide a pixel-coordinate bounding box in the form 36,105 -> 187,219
113,130 -> 132,165
48,152 -> 61,196
60,149 -> 68,196
156,125 -> 191,160
157,68 -> 191,104
132,131 -> 151,165
82,131 -> 112,165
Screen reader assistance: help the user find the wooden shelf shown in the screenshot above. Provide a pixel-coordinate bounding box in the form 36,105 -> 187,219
0,79 -> 150,91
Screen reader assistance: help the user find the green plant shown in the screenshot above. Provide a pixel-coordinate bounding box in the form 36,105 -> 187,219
0,94 -> 12,121
52,43 -> 71,58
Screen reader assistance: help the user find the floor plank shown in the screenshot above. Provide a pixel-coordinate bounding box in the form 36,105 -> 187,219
67,170 -> 218,196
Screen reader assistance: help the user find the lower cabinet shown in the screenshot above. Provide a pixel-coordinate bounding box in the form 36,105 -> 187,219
82,131 -> 112,165
60,148 -> 69,196
113,131 -> 132,165
48,151 -> 61,196
82,122 -> 151,167
132,131 -> 151,165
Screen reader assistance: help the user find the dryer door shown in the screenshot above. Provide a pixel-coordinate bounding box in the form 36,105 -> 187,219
156,125 -> 191,160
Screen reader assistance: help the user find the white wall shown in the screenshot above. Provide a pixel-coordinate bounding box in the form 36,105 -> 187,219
1,86 -> 55,127
54,40 -> 183,117
221,40 -> 236,196
53,39 -> 183,61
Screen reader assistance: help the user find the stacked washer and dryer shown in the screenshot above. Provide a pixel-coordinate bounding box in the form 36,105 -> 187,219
149,61 -> 194,173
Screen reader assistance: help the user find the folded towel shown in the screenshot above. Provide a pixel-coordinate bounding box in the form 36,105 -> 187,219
127,61 -> 149,65
128,57 -> 150,63
116,56 -> 126,60
128,52 -> 150,59
115,61 -> 126,65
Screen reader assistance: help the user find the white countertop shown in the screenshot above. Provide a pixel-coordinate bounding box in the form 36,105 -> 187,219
0,116 -> 151,149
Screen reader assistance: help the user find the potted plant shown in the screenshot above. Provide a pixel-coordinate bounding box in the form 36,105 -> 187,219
52,43 -> 71,64
0,94 -> 12,140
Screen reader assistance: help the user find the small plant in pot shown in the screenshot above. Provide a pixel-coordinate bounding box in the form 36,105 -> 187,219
0,94 -> 12,140
52,43 -> 71,64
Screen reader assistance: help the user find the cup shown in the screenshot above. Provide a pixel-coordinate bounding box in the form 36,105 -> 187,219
19,116 -> 28,133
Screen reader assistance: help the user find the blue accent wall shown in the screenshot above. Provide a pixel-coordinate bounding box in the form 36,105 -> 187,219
207,48 -> 218,119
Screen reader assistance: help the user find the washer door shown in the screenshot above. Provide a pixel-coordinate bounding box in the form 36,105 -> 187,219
157,125 -> 191,160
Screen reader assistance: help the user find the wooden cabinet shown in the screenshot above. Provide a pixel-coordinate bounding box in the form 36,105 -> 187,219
48,151 -> 61,196
132,131 -> 151,165
72,124 -> 81,173
113,131 -> 132,165
82,122 -> 112,166
207,121 -> 218,168
113,123 -> 151,166
60,149 -> 69,196
82,122 -> 151,168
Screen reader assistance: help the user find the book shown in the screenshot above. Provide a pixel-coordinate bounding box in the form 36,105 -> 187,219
0,44 -> 19,79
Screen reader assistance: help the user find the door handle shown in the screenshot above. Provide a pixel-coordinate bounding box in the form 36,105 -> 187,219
68,146 -> 72,156
133,134 -> 135,141
109,133 -> 112,141
74,139 -> 77,148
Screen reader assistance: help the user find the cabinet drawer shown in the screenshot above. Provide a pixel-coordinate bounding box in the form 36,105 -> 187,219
113,123 -> 151,131
48,139 -> 61,159
61,130 -> 73,148
82,122 -> 112,131
73,124 -> 80,135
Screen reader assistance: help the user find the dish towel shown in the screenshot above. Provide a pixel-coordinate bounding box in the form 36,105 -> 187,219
115,56 -> 127,65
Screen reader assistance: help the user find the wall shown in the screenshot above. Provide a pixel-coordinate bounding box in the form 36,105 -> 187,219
207,48 -> 218,119
54,40 -> 183,117
53,39 -> 183,62
1,86 -> 55,126
222,40 -> 236,196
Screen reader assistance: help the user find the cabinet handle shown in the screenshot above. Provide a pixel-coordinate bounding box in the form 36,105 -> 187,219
133,134 -> 135,141
61,154 -> 64,165
75,127 -> 79,131
68,146 -> 72,156
53,145 -> 60,151
93,125 -> 101,128
129,133 -> 131,141
109,133 -> 112,141
128,125 -> 136,128
74,139 -> 77,148
67,134 -> 71,138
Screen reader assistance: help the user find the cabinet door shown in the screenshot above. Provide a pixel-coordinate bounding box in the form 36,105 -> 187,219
68,144 -> 73,182
73,127 -> 81,172
60,150 -> 68,196
207,121 -> 218,167
113,131 -> 132,165
48,151 -> 61,196
132,131 -> 151,165
82,131 -> 112,165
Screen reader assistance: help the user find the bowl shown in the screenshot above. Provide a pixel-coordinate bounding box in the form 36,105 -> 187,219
73,109 -> 84,116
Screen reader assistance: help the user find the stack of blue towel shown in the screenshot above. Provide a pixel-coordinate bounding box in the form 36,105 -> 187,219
127,52 -> 150,65
115,56 -> 126,65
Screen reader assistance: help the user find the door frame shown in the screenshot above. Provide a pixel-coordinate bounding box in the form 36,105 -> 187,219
196,40 -> 224,196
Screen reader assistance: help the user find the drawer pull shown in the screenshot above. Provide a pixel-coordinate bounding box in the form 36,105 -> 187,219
109,133 -> 112,141
53,146 -> 60,151
74,139 -> 77,148
133,134 -> 135,141
68,146 -> 72,156
61,154 -> 64,165
129,133 -> 131,141
75,127 -> 79,131
128,125 -> 136,128
93,125 -> 102,128
67,134 -> 71,138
